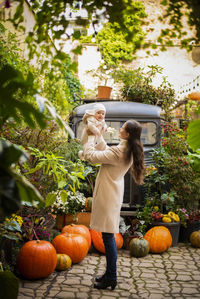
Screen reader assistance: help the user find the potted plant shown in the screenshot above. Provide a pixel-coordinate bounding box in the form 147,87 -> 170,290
178,209 -> 200,242
112,66 -> 176,121
119,217 -> 142,249
48,190 -> 90,230
88,63 -> 113,99
136,159 -> 182,246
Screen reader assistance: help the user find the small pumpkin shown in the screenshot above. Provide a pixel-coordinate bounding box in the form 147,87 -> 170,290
90,229 -> 123,253
190,230 -> 200,248
162,216 -> 172,223
61,224 -> 91,249
85,197 -> 93,212
168,211 -> 180,222
56,254 -> 72,271
52,233 -> 88,263
188,91 -> 200,101
17,240 -> 57,279
144,226 -> 172,253
129,237 -> 150,258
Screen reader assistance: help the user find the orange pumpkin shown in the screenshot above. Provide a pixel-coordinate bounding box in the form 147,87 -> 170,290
188,91 -> 200,101
17,240 -> 57,279
144,226 -> 172,253
52,233 -> 88,263
61,224 -> 91,249
90,229 -> 123,253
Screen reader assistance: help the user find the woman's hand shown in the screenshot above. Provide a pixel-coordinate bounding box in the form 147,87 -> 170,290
86,125 -> 95,136
86,125 -> 101,136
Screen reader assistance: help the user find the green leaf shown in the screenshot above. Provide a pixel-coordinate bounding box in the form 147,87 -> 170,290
0,140 -> 27,169
54,51 -> 69,61
187,119 -> 200,150
45,193 -> 56,207
14,172 -> 44,206
58,180 -> 67,189
0,172 -> 21,217
72,30 -> 81,39
60,190 -> 68,203
0,65 -> 20,86
72,45 -> 83,55
5,220 -> 22,232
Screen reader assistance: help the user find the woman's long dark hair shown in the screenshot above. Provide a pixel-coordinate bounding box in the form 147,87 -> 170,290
125,120 -> 145,185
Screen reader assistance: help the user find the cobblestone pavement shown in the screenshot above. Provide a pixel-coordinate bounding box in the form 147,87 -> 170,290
18,243 -> 200,299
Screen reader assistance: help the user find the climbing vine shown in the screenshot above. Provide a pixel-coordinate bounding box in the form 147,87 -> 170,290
95,1 -> 147,66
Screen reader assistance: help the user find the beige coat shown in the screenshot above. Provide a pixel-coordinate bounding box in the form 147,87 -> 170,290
83,136 -> 133,233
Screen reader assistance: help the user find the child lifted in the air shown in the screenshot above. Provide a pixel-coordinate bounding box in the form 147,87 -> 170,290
78,103 -> 107,159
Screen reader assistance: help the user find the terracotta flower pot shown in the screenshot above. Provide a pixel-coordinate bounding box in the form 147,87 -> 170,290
97,86 -> 112,99
56,212 -> 91,230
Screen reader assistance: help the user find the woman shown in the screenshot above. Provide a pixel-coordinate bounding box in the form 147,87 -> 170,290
83,119 -> 145,290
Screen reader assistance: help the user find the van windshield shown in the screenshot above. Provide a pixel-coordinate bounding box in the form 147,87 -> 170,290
76,121 -> 157,145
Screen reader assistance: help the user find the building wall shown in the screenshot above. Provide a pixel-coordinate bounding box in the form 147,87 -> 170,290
0,1 -> 35,58
76,1 -> 200,101
0,1 -> 56,63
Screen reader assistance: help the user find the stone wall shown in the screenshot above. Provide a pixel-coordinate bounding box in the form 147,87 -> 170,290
77,0 -> 200,100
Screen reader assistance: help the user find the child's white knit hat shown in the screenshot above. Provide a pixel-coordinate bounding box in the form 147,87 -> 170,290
83,103 -> 106,123
93,103 -> 106,112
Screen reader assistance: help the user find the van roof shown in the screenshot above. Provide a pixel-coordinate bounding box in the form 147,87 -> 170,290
73,101 -> 162,119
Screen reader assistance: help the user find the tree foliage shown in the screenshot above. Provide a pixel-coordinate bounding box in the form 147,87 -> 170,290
159,0 -> 200,50
95,1 -> 147,66
5,0 -> 199,60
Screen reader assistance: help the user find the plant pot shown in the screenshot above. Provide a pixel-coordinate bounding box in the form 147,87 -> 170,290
151,221 -> 180,247
179,221 -> 200,243
97,86 -> 112,99
56,212 -> 91,230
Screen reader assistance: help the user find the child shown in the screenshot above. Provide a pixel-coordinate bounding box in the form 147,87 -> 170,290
78,103 -> 107,159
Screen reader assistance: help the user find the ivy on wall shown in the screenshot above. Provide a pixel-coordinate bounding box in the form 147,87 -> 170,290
95,1 -> 147,66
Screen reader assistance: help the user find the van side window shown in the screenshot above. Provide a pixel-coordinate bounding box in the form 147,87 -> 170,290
76,120 -> 157,145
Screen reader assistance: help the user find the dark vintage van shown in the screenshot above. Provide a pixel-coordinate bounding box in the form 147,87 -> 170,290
70,100 -> 163,215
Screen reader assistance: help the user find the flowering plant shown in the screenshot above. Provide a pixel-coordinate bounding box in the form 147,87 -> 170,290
0,214 -> 23,242
16,206 -> 55,241
188,210 -> 200,223
50,190 -> 86,216
175,208 -> 189,227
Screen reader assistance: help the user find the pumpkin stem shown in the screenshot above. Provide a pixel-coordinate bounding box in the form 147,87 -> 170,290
36,240 -> 40,244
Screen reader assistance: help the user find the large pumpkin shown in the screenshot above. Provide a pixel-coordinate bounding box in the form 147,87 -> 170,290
190,230 -> 200,248
85,197 -> 93,212
129,238 -> 150,258
90,229 -> 123,253
61,224 -> 91,249
144,226 -> 172,253
52,233 -> 88,263
17,240 -> 57,279
56,254 -> 72,271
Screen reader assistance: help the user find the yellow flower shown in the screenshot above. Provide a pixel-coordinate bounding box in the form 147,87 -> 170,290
5,214 -> 23,227
153,206 -> 159,211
